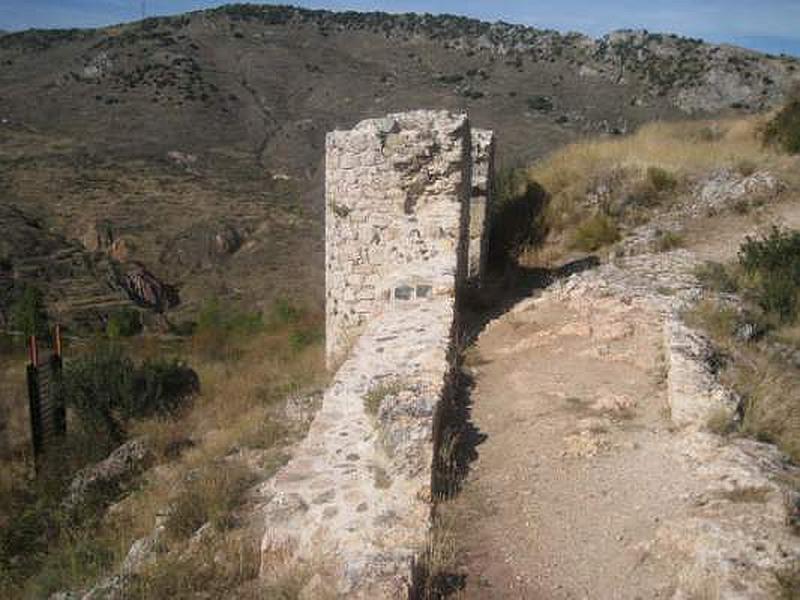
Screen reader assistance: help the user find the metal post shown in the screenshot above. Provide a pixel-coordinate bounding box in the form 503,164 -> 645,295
29,335 -> 38,367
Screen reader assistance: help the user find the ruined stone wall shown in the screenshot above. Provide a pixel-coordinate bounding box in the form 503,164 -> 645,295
262,111 -> 484,597
468,129 -> 495,282
325,111 -> 472,366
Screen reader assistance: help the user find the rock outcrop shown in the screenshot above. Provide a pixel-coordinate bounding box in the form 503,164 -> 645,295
523,247 -> 800,598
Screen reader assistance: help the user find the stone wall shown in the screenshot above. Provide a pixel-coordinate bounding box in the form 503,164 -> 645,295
325,111 -> 472,366
262,111 -> 488,597
467,129 -> 495,282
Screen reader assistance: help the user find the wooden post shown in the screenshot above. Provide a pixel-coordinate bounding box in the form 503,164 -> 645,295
29,335 -> 38,367
54,324 -> 62,359
51,324 -> 66,441
26,352 -> 42,469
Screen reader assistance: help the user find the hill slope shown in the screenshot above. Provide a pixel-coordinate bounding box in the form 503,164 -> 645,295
0,4 -> 797,328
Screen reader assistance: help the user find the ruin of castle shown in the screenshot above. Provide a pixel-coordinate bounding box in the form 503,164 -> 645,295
260,110 -> 494,597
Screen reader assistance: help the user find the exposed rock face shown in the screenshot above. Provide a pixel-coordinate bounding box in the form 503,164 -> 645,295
665,317 -> 740,428
695,169 -> 785,214
64,438 -> 152,512
115,262 -> 179,312
261,111 -> 476,597
80,220 -> 114,253
0,204 -> 135,332
160,222 -> 243,271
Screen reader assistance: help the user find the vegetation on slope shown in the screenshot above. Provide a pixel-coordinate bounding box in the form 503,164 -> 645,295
691,228 -> 800,461
0,298 -> 324,598
518,112 -> 798,261
764,84 -> 800,154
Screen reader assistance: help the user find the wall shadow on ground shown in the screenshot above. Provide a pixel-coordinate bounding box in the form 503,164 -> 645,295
417,174 -> 602,598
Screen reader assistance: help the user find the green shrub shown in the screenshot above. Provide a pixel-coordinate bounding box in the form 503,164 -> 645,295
9,286 -> 49,340
763,94 -> 800,154
527,95 -> 553,112
570,214 -> 620,252
289,327 -> 323,353
133,359 -> 199,418
193,299 -> 264,360
655,230 -> 685,252
270,297 -> 302,327
738,227 -> 800,323
196,298 -> 263,336
646,166 -> 678,192
106,308 -> 142,338
61,346 -> 198,443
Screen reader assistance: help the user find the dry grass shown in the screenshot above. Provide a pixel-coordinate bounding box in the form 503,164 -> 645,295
530,117 -> 773,201
687,296 -> 800,463
731,358 -> 800,461
706,407 -> 736,436
416,510 -> 463,599
655,230 -> 686,252
569,213 -> 620,251
0,304 -> 326,597
130,530 -> 264,599
524,114 -> 799,260
684,297 -> 739,345
164,459 -> 257,541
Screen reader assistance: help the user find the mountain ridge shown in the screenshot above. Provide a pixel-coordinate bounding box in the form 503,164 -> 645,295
0,2 -> 798,329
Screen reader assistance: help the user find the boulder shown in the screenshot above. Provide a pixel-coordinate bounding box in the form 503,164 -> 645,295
694,168 -> 784,214
81,220 -> 114,253
64,438 -> 152,512
160,222 -> 243,271
115,262 -> 179,312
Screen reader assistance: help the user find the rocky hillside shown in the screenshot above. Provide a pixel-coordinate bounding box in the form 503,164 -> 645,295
0,3 -> 798,331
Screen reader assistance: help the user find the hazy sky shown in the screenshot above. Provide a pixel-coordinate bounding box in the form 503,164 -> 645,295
2,1 -> 799,56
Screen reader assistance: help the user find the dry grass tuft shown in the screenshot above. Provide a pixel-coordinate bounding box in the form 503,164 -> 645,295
363,379 -> 403,418
416,510 -> 464,599
569,213 -> 620,252
164,459 -> 257,541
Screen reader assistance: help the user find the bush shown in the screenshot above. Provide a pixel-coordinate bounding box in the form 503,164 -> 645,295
196,298 -> 263,336
738,227 -> 800,323
9,286 -> 49,340
488,169 -> 549,268
646,166 -> 678,193
270,297 -> 302,327
763,91 -> 800,154
570,214 -> 620,252
61,346 -> 198,443
527,95 -> 553,112
106,308 -> 142,338
192,298 -> 264,360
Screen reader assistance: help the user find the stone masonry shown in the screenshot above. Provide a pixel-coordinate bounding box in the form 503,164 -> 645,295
261,111 -> 490,597
468,129 -> 495,282
324,111 -> 472,367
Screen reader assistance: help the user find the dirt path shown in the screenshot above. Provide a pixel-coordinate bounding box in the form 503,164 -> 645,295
447,199 -> 800,599
450,287 -> 697,599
